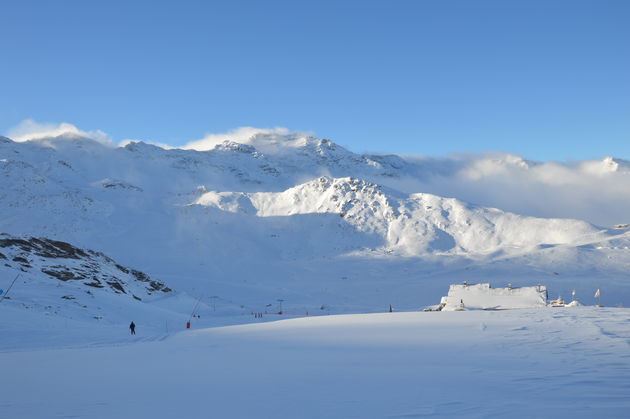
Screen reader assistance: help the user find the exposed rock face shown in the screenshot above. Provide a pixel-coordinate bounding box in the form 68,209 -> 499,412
0,233 -> 172,299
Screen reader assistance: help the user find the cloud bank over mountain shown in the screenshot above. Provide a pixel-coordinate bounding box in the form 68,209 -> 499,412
7,119 -> 112,145
387,153 -> 630,227
183,126 -> 295,152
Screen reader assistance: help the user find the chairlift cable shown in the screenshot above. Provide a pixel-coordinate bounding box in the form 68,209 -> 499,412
0,274 -> 21,304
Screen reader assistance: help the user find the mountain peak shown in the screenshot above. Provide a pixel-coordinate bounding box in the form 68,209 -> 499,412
243,132 -> 348,156
602,156 -> 630,173
22,133 -> 113,153
213,140 -> 260,155
123,140 -> 165,154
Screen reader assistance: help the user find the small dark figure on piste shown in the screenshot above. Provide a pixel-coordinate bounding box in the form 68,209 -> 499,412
129,321 -> 136,335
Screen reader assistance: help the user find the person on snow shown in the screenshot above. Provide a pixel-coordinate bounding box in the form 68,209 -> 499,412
129,321 -> 136,335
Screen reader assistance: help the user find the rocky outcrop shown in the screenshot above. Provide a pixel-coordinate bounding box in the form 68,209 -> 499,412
0,233 -> 172,299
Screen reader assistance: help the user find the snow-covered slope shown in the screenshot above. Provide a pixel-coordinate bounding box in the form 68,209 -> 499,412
195,176 -> 606,256
0,234 -> 173,323
1,133 -> 630,323
2,308 -> 629,418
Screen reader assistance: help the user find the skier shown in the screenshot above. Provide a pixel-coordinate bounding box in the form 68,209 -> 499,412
129,321 -> 136,335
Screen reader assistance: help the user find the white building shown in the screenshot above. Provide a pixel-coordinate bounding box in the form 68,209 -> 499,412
437,283 -> 548,311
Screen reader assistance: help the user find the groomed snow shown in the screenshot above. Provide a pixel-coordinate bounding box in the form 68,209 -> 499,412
1,308 -> 629,418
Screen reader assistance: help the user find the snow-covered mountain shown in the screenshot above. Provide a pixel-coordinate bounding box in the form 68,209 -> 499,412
195,176 -> 605,256
1,132 -> 630,321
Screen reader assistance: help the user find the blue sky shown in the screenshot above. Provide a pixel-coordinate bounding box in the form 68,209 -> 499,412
1,0 -> 628,160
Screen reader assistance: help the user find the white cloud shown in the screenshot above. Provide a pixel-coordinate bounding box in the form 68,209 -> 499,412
183,126 -> 292,152
6,122 -> 301,152
385,152 -> 630,227
6,119 -> 113,145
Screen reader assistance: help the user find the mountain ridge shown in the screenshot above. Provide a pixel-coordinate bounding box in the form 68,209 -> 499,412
1,132 -> 629,316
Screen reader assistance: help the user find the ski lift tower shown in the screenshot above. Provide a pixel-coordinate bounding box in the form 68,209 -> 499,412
210,296 -> 218,312
277,299 -> 284,315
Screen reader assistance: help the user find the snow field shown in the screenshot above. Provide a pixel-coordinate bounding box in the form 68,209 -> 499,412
1,308 -> 629,418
